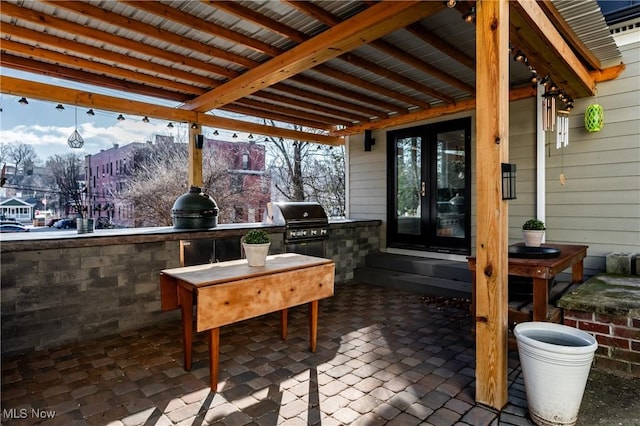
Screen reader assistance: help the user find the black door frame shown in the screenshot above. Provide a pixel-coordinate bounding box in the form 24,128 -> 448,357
386,117 -> 472,255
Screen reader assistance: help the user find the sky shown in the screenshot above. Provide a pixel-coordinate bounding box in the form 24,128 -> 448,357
0,69 -> 256,163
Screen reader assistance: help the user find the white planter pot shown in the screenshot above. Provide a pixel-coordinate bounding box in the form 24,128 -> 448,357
242,242 -> 270,267
523,230 -> 545,247
514,322 -> 598,426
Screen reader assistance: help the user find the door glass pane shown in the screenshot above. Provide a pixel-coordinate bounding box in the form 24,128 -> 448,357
395,136 -> 421,235
436,131 -> 466,238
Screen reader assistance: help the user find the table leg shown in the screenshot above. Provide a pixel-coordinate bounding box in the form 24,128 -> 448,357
309,300 -> 318,352
209,327 -> 220,392
572,259 -> 584,283
281,309 -> 288,340
532,278 -> 549,321
178,286 -> 193,371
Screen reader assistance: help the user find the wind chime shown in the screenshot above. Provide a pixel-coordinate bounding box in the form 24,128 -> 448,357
68,106 -> 85,149
541,80 -> 572,186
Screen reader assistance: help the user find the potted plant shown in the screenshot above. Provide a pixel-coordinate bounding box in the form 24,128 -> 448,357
242,229 -> 271,266
522,219 -> 545,247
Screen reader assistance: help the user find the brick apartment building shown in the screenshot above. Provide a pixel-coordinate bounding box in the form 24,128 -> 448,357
84,136 -> 270,228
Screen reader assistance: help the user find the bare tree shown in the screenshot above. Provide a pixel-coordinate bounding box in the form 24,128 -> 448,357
305,145 -> 346,217
7,143 -> 39,174
121,140 -> 264,226
122,141 -> 188,226
0,143 -> 11,166
46,153 -> 86,218
264,122 -> 345,216
266,135 -> 310,201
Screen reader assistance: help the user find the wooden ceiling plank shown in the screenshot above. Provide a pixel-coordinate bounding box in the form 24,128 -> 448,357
223,104 -> 337,131
235,98 -> 352,127
510,0 -> 595,97
284,0 -> 345,26
251,92 -> 370,123
372,39 -> 475,94
43,0 -> 249,78
0,56 -> 192,102
337,53 -> 455,104
208,0 -> 308,44
0,75 -> 344,146
3,25 -> 218,89
182,1 -> 444,111
3,2 -> 244,79
127,0 -> 280,57
268,83 -> 387,118
406,23 -> 476,71
2,39 -> 207,96
311,65 -> 430,111
290,70 -> 407,116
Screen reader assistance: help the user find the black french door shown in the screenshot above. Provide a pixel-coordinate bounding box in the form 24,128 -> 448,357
387,118 -> 471,254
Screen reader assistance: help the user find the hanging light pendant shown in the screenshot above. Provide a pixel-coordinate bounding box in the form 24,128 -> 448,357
68,107 -> 85,149
584,104 -> 604,132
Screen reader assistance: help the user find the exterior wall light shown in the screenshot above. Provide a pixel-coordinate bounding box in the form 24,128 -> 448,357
502,163 -> 517,200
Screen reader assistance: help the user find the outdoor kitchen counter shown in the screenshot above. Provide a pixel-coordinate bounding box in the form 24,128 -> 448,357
0,219 -> 380,252
1,219 -> 380,356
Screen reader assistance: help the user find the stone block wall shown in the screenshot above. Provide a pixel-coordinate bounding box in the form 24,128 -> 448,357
1,221 -> 380,356
325,223 -> 380,283
1,240 -> 182,357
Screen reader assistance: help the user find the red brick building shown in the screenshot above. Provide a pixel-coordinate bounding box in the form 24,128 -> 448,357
84,136 -> 269,227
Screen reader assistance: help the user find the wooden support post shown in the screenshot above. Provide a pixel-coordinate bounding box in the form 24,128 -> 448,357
475,0 -> 509,409
188,122 -> 203,188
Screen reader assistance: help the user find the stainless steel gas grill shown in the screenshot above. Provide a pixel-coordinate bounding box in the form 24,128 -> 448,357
266,201 -> 329,257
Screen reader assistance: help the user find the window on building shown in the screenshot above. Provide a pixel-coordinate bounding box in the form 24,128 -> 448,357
241,151 -> 250,170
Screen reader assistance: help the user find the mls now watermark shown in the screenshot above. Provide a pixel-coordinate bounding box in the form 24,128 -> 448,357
3,408 -> 56,420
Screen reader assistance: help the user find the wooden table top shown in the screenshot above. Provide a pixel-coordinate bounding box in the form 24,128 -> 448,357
160,253 -> 334,288
468,244 -> 588,278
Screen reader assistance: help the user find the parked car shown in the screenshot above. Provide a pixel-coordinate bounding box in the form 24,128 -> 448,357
0,223 -> 30,233
54,219 -> 77,229
47,217 -> 62,227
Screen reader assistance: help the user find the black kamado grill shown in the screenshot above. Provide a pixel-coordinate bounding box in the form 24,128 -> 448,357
266,201 -> 329,257
172,186 -> 219,229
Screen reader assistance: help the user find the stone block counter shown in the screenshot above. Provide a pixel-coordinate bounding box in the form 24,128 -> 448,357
0,220 -> 380,357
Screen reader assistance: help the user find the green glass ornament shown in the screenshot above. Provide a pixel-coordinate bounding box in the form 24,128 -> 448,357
584,104 -> 604,132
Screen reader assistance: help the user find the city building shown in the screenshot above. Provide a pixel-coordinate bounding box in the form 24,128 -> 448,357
84,135 -> 270,227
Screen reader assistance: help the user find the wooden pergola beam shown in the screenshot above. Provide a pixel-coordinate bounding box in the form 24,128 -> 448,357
0,76 -> 344,146
182,1 -> 443,111
475,0 -> 510,409
510,0 -> 595,98
329,86 -> 536,136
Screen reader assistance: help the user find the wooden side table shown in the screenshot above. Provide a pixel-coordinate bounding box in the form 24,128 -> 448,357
468,244 -> 588,322
160,253 -> 335,391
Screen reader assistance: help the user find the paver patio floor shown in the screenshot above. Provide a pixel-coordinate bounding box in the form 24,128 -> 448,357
1,283 -> 636,425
